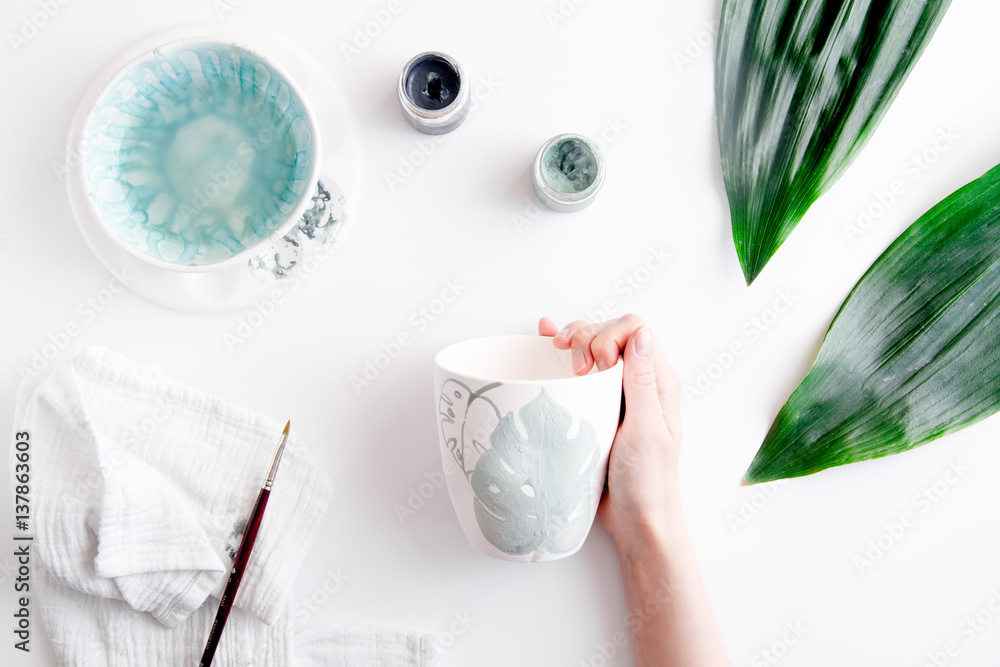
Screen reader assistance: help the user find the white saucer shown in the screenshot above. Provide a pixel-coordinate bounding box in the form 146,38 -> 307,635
65,24 -> 359,313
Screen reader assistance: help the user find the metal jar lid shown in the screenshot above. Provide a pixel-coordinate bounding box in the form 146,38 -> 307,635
397,51 -> 470,135
532,133 -> 606,212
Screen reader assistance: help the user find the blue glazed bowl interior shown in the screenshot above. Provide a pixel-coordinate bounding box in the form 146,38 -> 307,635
83,40 -> 317,268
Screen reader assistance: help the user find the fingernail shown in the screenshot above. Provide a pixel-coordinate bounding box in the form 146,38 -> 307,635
572,348 -> 586,373
557,326 -> 571,339
596,359 -> 609,372
635,327 -> 652,357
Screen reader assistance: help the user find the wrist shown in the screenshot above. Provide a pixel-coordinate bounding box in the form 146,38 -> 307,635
612,495 -> 688,563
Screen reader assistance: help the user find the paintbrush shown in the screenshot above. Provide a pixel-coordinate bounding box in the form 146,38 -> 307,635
199,420 -> 290,667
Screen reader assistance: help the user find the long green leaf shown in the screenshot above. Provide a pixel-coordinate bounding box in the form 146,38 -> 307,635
716,0 -> 951,284
745,163 -> 1000,484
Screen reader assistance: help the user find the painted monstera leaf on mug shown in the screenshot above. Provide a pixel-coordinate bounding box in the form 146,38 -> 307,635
471,390 -> 599,559
716,0 -> 951,283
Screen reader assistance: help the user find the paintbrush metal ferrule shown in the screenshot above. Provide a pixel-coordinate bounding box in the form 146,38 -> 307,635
264,420 -> 290,490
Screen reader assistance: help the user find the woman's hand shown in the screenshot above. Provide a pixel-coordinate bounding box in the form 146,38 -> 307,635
538,314 -> 684,551
540,314 -> 730,667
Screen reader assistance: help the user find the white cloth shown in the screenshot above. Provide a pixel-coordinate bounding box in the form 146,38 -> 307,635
294,627 -> 435,667
15,347 -> 432,666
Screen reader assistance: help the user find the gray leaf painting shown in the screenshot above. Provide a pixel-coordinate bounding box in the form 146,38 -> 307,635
471,389 -> 600,559
438,379 -> 503,480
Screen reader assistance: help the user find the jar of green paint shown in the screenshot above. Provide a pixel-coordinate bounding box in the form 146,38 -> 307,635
532,133 -> 606,212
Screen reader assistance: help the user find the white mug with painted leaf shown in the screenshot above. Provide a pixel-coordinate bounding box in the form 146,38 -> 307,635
433,335 -> 624,562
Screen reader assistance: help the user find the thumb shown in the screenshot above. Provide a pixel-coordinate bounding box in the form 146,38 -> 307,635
621,327 -> 661,427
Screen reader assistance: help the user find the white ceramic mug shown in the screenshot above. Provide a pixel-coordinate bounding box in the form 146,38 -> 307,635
433,335 -> 624,562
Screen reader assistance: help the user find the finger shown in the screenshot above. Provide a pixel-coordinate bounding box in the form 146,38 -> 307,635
623,327 -> 682,444
570,332 -> 595,375
621,327 -> 664,432
566,321 -> 605,375
652,345 -> 683,445
590,313 -> 646,371
552,319 -> 587,349
552,317 -> 621,349
538,317 -> 560,337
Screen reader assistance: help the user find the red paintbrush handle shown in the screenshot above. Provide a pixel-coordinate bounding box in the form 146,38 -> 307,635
199,487 -> 270,667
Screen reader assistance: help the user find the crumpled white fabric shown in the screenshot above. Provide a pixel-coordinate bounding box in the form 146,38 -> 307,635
14,347 -> 432,666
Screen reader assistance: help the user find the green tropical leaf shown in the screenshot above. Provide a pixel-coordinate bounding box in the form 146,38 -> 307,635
745,163 -> 1000,484
471,389 -> 599,559
716,0 -> 951,284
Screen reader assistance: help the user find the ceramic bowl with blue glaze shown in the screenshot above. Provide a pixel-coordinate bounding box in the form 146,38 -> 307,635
82,38 -> 320,271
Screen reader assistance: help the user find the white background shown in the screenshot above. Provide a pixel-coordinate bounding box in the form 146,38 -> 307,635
3,0 -> 1000,665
